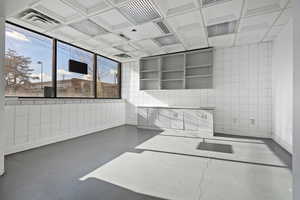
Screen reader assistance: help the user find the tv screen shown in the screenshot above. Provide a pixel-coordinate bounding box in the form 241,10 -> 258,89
69,59 -> 88,74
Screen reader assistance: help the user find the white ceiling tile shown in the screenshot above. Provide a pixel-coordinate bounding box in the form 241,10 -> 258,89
120,22 -> 164,41
90,9 -> 133,31
102,47 -> 124,55
70,19 -> 109,37
243,0 -> 283,17
275,8 -> 291,26
152,0 -> 199,18
115,43 -> 139,52
239,12 -> 279,33
263,25 -> 284,41
236,30 -> 266,45
108,0 -> 128,6
167,10 -> 204,29
202,0 -> 243,26
177,24 -> 207,49
62,0 -> 111,15
130,51 -> 148,58
77,38 -> 111,50
96,33 -> 127,45
162,44 -> 185,53
49,26 -> 90,42
33,0 -> 82,23
134,39 -> 161,54
208,33 -> 235,47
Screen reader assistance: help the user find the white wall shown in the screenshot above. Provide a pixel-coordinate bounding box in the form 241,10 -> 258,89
272,20 -> 293,153
0,2 -> 5,175
4,99 -> 125,154
122,42 -> 273,138
294,0 -> 300,199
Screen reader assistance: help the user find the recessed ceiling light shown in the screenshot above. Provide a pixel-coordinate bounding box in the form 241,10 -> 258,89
207,20 -> 237,37
118,0 -> 161,25
153,34 -> 180,47
70,19 -> 108,37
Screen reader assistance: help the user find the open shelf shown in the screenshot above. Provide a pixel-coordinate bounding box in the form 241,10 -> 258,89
140,48 -> 213,90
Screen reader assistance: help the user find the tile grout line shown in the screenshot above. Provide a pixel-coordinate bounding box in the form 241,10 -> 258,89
197,158 -> 212,200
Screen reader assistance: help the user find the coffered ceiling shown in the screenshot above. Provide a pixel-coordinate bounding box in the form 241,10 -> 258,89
6,0 -> 293,61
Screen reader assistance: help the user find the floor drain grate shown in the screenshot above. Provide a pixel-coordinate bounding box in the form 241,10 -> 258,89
197,142 -> 233,154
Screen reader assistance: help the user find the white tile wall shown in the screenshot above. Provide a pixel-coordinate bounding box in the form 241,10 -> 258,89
4,99 -> 126,154
122,42 -> 273,138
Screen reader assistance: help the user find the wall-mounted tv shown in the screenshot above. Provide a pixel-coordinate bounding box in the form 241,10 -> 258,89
69,59 -> 88,74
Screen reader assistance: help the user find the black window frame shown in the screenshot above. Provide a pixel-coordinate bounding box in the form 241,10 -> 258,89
4,21 -> 122,100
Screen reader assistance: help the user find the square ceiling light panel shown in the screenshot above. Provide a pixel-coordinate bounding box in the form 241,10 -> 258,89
243,0 -> 283,17
70,19 -> 109,37
49,26 -> 90,42
238,12 -> 279,33
152,0 -> 199,18
96,33 -> 127,45
120,21 -> 164,41
208,33 -> 235,47
90,9 -> 133,31
207,20 -> 237,37
33,0 -> 82,23
62,0 -> 111,15
202,0 -> 243,26
118,0 -> 162,25
153,34 -> 181,47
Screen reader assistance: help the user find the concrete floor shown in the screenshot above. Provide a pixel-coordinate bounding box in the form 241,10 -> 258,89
0,125 -> 292,200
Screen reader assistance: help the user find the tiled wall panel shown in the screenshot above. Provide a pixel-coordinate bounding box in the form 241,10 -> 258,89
4,99 -> 125,154
122,42 -> 273,138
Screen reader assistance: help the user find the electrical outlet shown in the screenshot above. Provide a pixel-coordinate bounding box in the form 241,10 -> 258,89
250,118 -> 255,125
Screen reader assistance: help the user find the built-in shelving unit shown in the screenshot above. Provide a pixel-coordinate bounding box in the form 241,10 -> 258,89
140,48 -> 213,90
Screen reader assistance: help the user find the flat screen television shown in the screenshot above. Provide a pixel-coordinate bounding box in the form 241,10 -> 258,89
69,59 -> 88,74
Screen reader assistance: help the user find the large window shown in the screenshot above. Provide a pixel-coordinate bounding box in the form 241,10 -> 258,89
97,56 -> 120,98
4,22 -> 121,99
5,23 -> 53,97
57,42 -> 94,98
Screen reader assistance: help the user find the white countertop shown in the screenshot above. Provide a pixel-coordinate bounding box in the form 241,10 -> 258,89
138,105 -> 215,110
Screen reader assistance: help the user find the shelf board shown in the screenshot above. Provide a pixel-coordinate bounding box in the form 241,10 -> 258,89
185,74 -> 212,79
140,70 -> 159,73
161,79 -> 184,82
140,79 -> 159,81
186,64 -> 212,69
162,69 -> 184,73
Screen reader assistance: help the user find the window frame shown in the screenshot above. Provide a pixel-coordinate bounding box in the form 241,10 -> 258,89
4,21 -> 122,100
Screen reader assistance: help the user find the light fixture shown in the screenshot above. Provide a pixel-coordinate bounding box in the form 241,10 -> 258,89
153,34 -> 180,46
207,20 -> 237,37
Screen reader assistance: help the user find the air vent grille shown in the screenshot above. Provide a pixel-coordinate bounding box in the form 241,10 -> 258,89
119,0 -> 161,25
114,53 -> 132,58
202,0 -> 232,7
17,9 -> 60,29
207,20 -> 237,37
153,34 -> 180,46
155,21 -> 171,34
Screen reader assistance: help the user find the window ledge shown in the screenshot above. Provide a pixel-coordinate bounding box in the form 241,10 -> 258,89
5,98 -> 124,106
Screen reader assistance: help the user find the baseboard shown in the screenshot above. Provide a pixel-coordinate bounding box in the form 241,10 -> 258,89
272,134 -> 293,154
5,123 -> 125,155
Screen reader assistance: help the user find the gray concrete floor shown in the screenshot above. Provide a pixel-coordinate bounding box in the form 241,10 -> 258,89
0,125 -> 292,200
